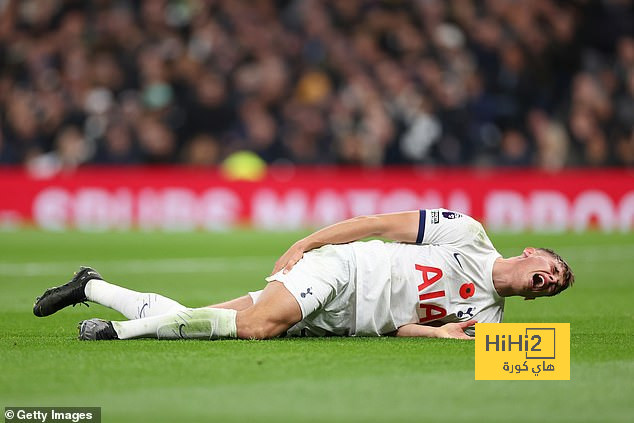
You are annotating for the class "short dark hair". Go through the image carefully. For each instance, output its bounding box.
[537,248,575,296]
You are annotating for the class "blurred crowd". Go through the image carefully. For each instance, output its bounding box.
[0,0,633,170]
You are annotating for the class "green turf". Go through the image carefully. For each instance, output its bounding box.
[1,229,633,422]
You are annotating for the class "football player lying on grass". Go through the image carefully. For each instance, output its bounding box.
[33,209,574,341]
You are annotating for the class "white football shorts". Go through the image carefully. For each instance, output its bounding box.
[249,244,357,336]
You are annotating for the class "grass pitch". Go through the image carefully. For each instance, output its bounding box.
[1,229,632,423]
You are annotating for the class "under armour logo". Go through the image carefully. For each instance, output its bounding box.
[300,288,313,298]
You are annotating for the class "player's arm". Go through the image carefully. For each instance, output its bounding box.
[272,211,420,274]
[395,321,476,340]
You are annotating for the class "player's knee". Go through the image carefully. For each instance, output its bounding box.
[242,322,279,340]
[247,325,276,340]
[236,313,285,339]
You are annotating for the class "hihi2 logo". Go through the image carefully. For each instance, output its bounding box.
[475,323,570,380]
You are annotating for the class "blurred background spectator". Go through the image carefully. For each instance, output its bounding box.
[0,0,632,169]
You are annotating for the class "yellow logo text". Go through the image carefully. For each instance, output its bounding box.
[475,323,570,380]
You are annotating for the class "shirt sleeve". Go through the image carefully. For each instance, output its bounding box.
[415,208,483,246]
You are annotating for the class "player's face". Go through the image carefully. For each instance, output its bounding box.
[515,248,562,299]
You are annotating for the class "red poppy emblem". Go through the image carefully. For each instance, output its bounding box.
[460,283,475,299]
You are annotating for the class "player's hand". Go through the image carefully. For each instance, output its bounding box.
[271,241,306,275]
[435,320,476,340]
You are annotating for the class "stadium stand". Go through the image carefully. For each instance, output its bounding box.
[0,0,632,168]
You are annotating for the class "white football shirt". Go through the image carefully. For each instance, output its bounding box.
[351,209,504,336]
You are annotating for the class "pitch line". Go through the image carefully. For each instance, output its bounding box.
[0,244,631,276]
[0,257,276,276]
[520,244,634,262]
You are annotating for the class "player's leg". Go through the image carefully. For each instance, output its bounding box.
[206,295,253,311]
[85,279,185,319]
[236,282,301,339]
[33,266,185,320]
[79,245,351,340]
[80,282,301,340]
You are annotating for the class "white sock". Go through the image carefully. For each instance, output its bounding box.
[85,279,185,320]
[111,307,238,340]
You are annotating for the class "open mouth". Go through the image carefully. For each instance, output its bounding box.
[532,274,545,288]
